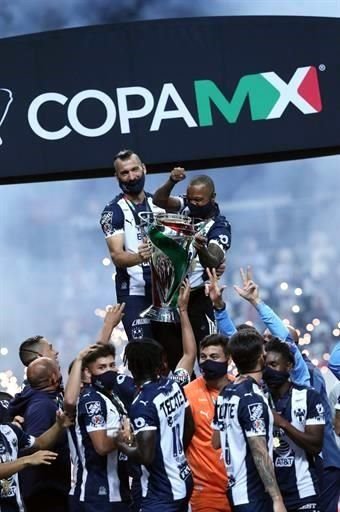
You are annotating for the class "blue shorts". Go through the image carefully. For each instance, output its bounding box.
[119,294,153,341]
[69,496,131,512]
[140,497,189,512]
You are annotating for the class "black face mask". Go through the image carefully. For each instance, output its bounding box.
[188,200,215,219]
[91,370,117,392]
[199,359,227,381]
[262,366,290,389]
[118,173,145,195]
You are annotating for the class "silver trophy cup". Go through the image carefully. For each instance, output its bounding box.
[139,212,196,323]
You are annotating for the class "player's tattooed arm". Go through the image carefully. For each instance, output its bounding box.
[248,436,286,511]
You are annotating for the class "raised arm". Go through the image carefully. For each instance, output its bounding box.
[234,267,310,386]
[176,279,197,376]
[152,167,185,212]
[63,344,99,416]
[96,303,126,344]
[205,268,237,337]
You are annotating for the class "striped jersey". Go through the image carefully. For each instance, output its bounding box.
[69,385,130,503]
[130,377,193,502]
[212,377,273,506]
[177,198,231,288]
[0,424,35,512]
[272,384,325,508]
[100,192,164,299]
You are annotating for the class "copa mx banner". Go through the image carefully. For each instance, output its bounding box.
[0,16,339,183]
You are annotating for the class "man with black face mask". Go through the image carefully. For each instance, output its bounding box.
[71,344,132,512]
[184,334,232,512]
[100,149,165,341]
[152,169,231,358]
[264,338,325,512]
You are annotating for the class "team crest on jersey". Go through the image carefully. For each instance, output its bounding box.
[134,417,146,429]
[90,414,105,427]
[293,407,306,423]
[248,403,264,421]
[85,401,101,416]
[101,212,114,237]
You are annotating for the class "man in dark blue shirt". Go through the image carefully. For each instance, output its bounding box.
[9,357,70,512]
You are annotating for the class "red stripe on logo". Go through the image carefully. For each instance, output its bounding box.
[298,66,322,112]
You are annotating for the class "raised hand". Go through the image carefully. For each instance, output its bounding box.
[76,344,100,360]
[28,450,58,466]
[170,166,186,182]
[233,266,261,305]
[103,303,126,329]
[178,279,191,313]
[205,268,226,309]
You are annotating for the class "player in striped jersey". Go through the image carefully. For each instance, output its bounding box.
[0,409,71,512]
[68,344,132,512]
[118,339,193,512]
[263,338,325,512]
[212,329,286,512]
[100,149,165,341]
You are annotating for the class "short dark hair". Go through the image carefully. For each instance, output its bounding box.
[265,337,295,366]
[200,334,229,357]
[83,344,116,367]
[189,175,215,196]
[229,329,264,374]
[237,323,259,333]
[113,149,142,173]
[124,338,163,382]
[19,336,45,367]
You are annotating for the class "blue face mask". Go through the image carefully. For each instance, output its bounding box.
[262,366,290,389]
[91,370,117,391]
[188,199,215,219]
[119,173,145,195]
[199,359,227,381]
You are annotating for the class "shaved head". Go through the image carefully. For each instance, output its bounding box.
[27,357,59,390]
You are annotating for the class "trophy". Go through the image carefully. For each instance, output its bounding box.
[138,212,197,323]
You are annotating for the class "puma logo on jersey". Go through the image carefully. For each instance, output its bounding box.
[199,410,209,418]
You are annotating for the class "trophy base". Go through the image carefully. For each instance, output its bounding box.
[139,305,180,323]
